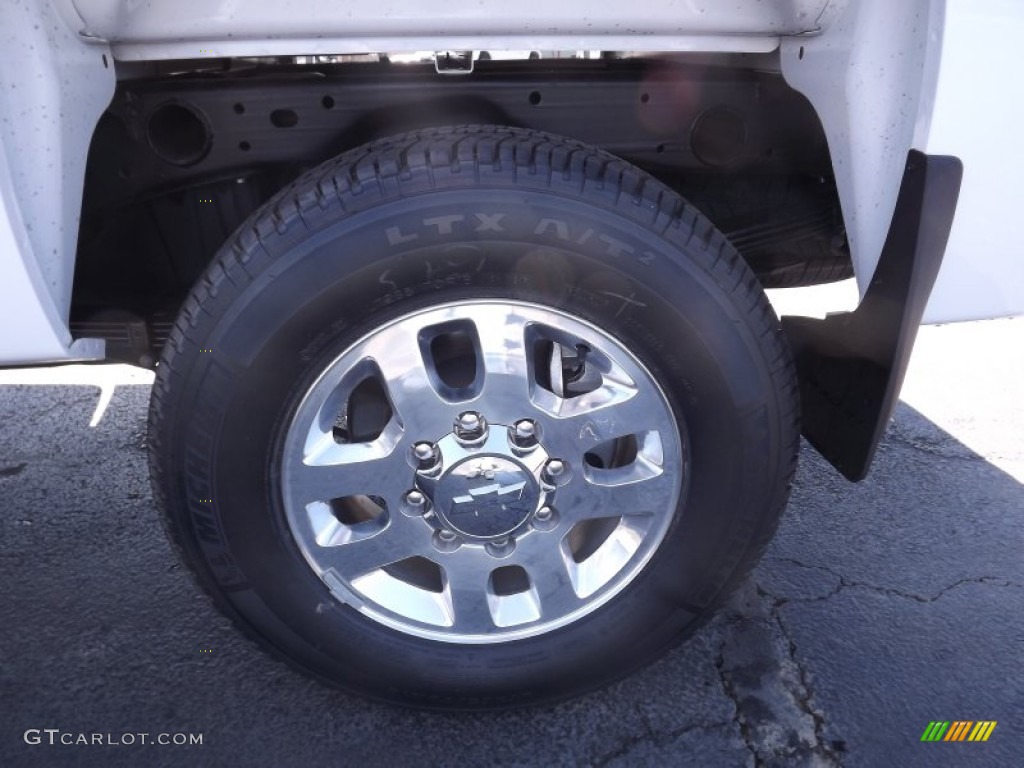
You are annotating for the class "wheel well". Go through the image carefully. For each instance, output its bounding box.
[72,52,849,364]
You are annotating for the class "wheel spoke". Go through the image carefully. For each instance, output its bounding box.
[285,444,409,508]
[509,533,580,620]
[442,551,495,634]
[317,516,429,582]
[281,299,683,643]
[556,465,676,525]
[468,306,532,417]
[362,320,455,438]
[532,383,659,462]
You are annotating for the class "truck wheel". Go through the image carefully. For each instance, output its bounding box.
[148,126,799,710]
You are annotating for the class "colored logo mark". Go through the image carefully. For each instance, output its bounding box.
[920,721,997,742]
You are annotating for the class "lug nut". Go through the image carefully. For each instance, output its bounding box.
[454,411,487,443]
[510,419,538,450]
[532,505,558,531]
[432,528,461,553]
[542,458,567,485]
[413,441,440,471]
[401,489,430,517]
[485,535,516,558]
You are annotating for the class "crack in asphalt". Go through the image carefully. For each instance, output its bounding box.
[770,606,842,767]
[714,641,760,767]
[725,557,1024,766]
[762,556,1023,604]
[715,597,841,768]
[591,718,738,767]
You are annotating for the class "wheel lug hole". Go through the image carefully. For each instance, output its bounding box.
[533,505,559,531]
[432,529,461,553]
[454,411,487,444]
[485,536,516,558]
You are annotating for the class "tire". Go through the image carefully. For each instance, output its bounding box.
[149,125,799,710]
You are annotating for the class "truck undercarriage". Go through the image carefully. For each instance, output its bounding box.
[71,54,849,364]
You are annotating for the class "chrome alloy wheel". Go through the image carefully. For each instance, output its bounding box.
[281,300,685,643]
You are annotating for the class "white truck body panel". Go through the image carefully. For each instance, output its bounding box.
[779,0,944,302]
[74,0,828,58]
[0,146,95,363]
[0,0,111,363]
[919,0,1024,322]
[0,0,1021,365]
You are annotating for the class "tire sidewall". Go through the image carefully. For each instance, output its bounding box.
[158,187,789,708]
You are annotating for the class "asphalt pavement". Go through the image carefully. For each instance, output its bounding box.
[0,294,1021,768]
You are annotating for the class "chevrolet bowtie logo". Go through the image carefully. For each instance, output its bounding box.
[464,457,501,480]
[452,480,527,505]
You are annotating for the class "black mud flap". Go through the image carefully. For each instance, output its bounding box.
[782,150,963,481]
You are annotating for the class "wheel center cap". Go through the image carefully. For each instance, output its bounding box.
[434,456,540,538]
